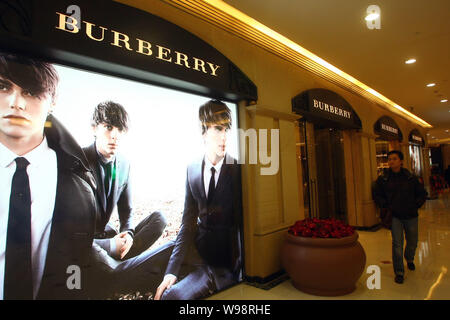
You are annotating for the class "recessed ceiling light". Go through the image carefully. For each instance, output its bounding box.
[405,58,416,64]
[426,83,436,87]
[365,13,380,21]
[441,99,448,103]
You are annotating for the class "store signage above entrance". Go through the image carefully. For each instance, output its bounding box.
[374,116,403,141]
[0,0,257,102]
[292,88,362,129]
[409,129,425,146]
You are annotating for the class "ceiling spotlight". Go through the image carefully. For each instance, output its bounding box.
[426,83,436,87]
[441,99,448,103]
[405,59,416,64]
[365,13,380,21]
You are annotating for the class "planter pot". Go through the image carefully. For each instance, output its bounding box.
[281,232,366,296]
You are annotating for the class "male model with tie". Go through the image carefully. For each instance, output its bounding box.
[0,52,97,299]
[155,99,243,300]
[83,101,168,297]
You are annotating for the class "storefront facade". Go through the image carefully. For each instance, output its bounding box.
[373,116,403,175]
[1,0,431,284]
[409,129,426,177]
[292,89,362,225]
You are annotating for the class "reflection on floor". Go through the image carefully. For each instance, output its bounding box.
[208,192,450,300]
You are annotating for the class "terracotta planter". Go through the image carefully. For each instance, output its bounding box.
[281,231,366,296]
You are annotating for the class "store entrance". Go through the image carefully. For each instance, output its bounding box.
[298,121,348,222]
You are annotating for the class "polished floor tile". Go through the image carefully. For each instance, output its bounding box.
[208,192,450,300]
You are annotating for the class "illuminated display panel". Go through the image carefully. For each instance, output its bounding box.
[0,52,243,300]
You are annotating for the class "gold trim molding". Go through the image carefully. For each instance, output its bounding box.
[161,0,432,128]
[246,105,301,122]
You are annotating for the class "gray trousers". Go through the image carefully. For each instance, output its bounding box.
[391,216,419,276]
[90,211,172,298]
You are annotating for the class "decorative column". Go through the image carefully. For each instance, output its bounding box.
[239,103,301,280]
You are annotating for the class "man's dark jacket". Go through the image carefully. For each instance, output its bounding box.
[165,154,243,291]
[37,115,97,299]
[82,143,134,237]
[372,167,427,219]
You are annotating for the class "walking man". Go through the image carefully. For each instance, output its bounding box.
[373,150,427,284]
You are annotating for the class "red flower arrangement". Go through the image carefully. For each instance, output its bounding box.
[288,218,355,238]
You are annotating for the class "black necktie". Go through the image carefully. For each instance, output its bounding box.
[207,167,216,204]
[4,157,33,300]
[103,162,113,200]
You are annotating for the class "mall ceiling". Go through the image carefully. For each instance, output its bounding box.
[223,0,450,142]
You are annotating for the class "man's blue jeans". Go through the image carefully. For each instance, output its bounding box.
[391,216,419,276]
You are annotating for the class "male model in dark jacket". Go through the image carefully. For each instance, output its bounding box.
[84,101,168,297]
[155,99,243,300]
[373,150,427,284]
[0,52,97,299]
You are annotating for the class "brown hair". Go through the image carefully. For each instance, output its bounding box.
[199,100,232,135]
[0,52,59,103]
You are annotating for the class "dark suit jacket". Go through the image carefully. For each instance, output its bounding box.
[165,154,243,290]
[83,144,134,236]
[36,116,97,299]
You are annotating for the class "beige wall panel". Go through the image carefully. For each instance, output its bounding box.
[253,115,282,232]
[252,231,288,277]
[358,135,379,227]
[237,103,257,276]
[343,131,357,226]
[368,138,378,182]
[361,201,379,227]
[360,136,374,201]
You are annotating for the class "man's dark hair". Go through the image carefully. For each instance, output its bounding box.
[387,150,404,160]
[92,101,129,131]
[0,51,59,102]
[199,99,232,135]
[0,52,59,103]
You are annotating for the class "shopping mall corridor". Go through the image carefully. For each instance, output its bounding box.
[209,192,450,300]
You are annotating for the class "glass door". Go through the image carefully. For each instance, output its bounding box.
[296,121,310,217]
[297,122,348,222]
[313,126,347,221]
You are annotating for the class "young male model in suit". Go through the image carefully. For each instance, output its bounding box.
[84,101,166,260]
[155,99,243,300]
[84,101,169,297]
[0,52,97,299]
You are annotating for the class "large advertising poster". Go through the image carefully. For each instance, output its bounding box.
[0,51,244,300]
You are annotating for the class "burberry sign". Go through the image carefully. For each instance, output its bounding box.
[313,99,352,119]
[55,12,221,77]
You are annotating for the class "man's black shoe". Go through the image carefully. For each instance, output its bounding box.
[395,275,404,284]
[407,262,415,270]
